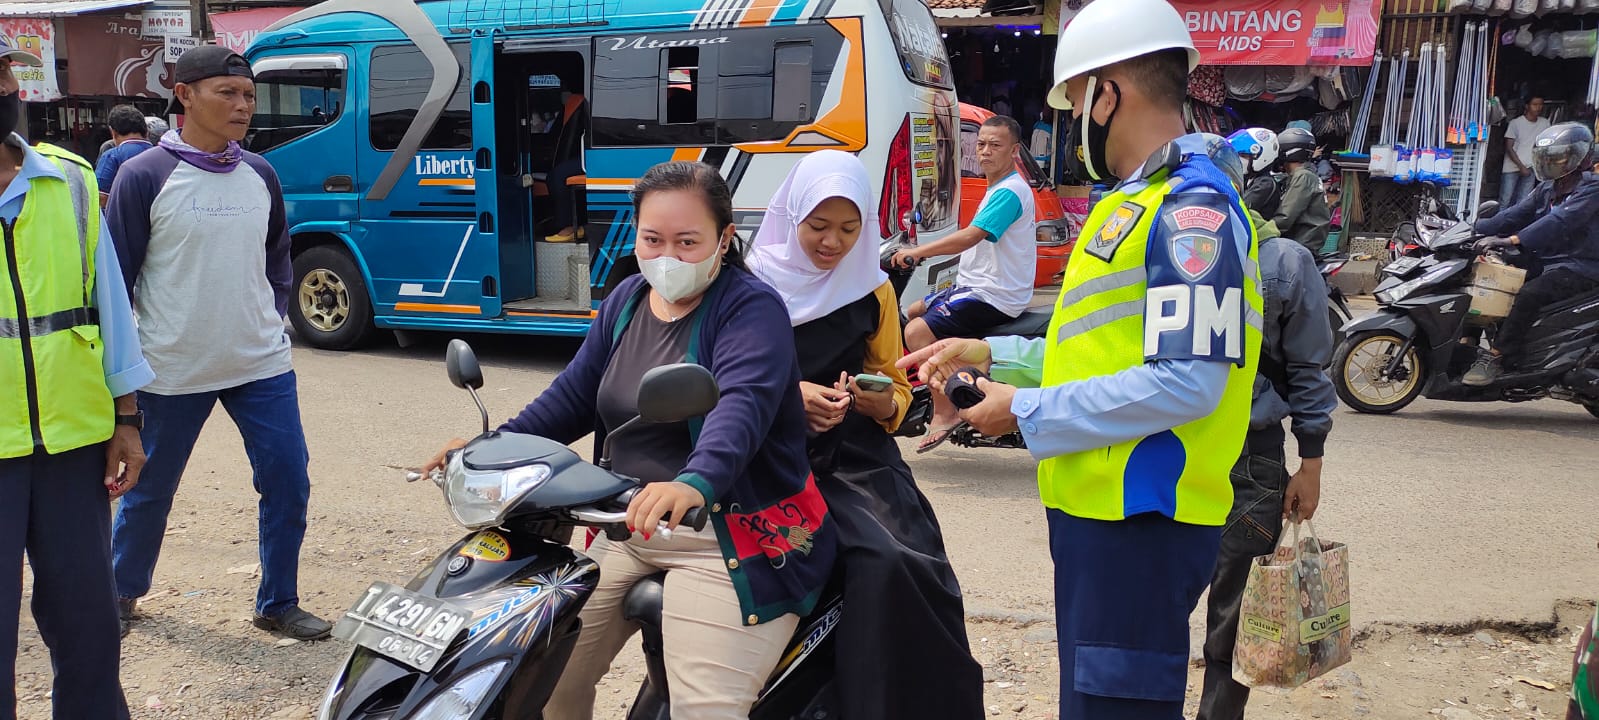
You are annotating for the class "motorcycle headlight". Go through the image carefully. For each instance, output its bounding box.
[1374,264,1454,305]
[444,454,553,530]
[412,660,508,719]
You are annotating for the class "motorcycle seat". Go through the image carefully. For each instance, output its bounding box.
[987,306,1052,338]
[1542,286,1599,315]
[622,572,666,630]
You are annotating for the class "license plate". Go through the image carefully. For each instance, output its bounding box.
[332,581,470,672]
[1385,257,1422,276]
[929,259,959,292]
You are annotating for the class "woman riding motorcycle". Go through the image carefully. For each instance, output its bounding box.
[747,151,984,719]
[423,161,835,719]
[1466,122,1599,386]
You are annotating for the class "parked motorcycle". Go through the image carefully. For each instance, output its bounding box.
[1388,182,1460,262]
[1331,205,1599,419]
[316,340,843,719]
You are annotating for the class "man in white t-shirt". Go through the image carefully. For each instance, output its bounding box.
[893,115,1036,451]
[1502,97,1550,207]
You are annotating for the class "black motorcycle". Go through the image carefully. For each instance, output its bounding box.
[1331,207,1599,419]
[1318,252,1354,351]
[316,340,842,719]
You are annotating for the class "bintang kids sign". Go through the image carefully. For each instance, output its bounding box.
[0,19,59,101]
[1058,0,1381,66]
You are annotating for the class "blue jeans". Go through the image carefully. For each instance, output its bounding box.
[112,371,311,618]
[1,445,130,720]
[1049,509,1221,720]
[1500,171,1534,208]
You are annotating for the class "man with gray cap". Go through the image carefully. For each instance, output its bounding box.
[0,35,149,719]
[106,44,331,641]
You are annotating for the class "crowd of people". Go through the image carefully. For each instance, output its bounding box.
[3,2,1597,720]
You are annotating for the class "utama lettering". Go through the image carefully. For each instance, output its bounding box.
[1185,10,1304,52]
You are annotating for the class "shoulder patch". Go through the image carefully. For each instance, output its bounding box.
[1085,201,1146,262]
[1158,193,1239,282]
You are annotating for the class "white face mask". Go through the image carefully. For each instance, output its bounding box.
[638,238,726,303]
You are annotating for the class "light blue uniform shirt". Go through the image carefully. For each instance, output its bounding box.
[0,135,153,398]
[992,134,1246,463]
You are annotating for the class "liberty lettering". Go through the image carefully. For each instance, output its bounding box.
[414,155,474,177]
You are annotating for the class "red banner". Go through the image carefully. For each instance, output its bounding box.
[209,7,300,54]
[1060,0,1381,67]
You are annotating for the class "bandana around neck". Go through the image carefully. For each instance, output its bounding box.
[159,129,243,173]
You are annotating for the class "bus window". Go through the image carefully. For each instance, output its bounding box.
[714,25,841,145]
[369,44,473,151]
[880,0,952,90]
[593,32,717,146]
[664,48,699,125]
[771,43,812,123]
[248,58,346,154]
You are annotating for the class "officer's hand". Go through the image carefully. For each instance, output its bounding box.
[105,425,145,499]
[958,378,1019,436]
[898,338,992,391]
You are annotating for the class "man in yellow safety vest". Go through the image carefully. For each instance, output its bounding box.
[902,0,1263,716]
[0,37,152,720]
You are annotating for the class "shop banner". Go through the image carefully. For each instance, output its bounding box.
[141,8,189,39]
[1059,0,1381,66]
[166,34,199,63]
[0,19,59,101]
[210,7,301,54]
[65,14,173,98]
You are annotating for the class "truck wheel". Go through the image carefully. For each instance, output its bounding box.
[290,245,378,350]
[1333,330,1426,414]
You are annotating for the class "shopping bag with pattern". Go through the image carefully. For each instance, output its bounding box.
[1232,517,1352,691]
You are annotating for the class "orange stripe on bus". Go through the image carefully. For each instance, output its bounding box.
[670,148,704,162]
[739,0,781,26]
[419,178,475,187]
[394,302,481,314]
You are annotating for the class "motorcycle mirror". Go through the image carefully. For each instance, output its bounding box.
[637,363,720,424]
[1477,200,1501,219]
[446,339,484,390]
[445,339,491,435]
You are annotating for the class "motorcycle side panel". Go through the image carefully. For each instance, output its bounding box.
[1341,311,1418,338]
[1517,292,1599,373]
[321,531,599,719]
[1392,293,1471,353]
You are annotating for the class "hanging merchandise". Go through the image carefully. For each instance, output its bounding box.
[1513,0,1538,17]
[1432,42,1454,185]
[1449,23,1476,145]
[1396,44,1430,184]
[1494,0,1513,12]
[1344,52,1381,158]
[1558,30,1597,59]
[1371,48,1407,177]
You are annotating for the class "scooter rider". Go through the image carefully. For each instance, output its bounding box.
[900,1,1264,715]
[1466,122,1599,386]
[1273,127,1333,254]
[1228,127,1284,217]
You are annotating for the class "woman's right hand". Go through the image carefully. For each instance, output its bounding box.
[799,381,850,433]
[897,338,993,394]
[422,437,469,476]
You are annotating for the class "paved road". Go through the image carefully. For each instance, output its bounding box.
[289,326,1596,630]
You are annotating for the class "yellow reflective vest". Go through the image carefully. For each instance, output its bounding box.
[0,143,110,459]
[1037,155,1263,527]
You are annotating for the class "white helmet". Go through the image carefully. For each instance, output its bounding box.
[1047,0,1200,110]
[1227,127,1279,174]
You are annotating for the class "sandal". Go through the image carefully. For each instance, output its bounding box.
[916,423,965,454]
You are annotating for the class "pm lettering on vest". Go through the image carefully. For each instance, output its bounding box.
[1145,284,1244,361]
[1142,192,1250,365]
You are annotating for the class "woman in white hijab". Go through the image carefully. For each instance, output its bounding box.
[749,150,983,720]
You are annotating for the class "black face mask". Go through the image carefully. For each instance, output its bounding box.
[0,93,20,138]
[1063,78,1120,183]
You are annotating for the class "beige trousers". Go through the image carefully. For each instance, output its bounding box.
[545,528,799,720]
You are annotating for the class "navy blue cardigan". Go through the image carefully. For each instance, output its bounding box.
[501,269,835,624]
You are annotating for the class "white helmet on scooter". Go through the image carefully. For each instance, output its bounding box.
[1046,0,1199,111]
[1227,128,1280,175]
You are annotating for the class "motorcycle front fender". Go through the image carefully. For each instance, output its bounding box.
[1341,310,1418,338]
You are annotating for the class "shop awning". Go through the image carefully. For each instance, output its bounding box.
[0,0,150,17]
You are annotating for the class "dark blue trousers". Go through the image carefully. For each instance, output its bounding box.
[0,444,131,720]
[1049,509,1221,720]
[112,371,311,617]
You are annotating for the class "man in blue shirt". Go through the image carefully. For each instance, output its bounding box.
[0,41,153,720]
[94,105,152,207]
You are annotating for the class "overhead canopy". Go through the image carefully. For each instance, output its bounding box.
[0,0,150,17]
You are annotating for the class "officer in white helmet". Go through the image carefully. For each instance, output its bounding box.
[901,1,1264,717]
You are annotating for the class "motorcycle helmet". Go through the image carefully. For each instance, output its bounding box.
[1047,0,1198,110]
[1277,127,1317,164]
[1530,122,1595,182]
[1227,127,1280,175]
